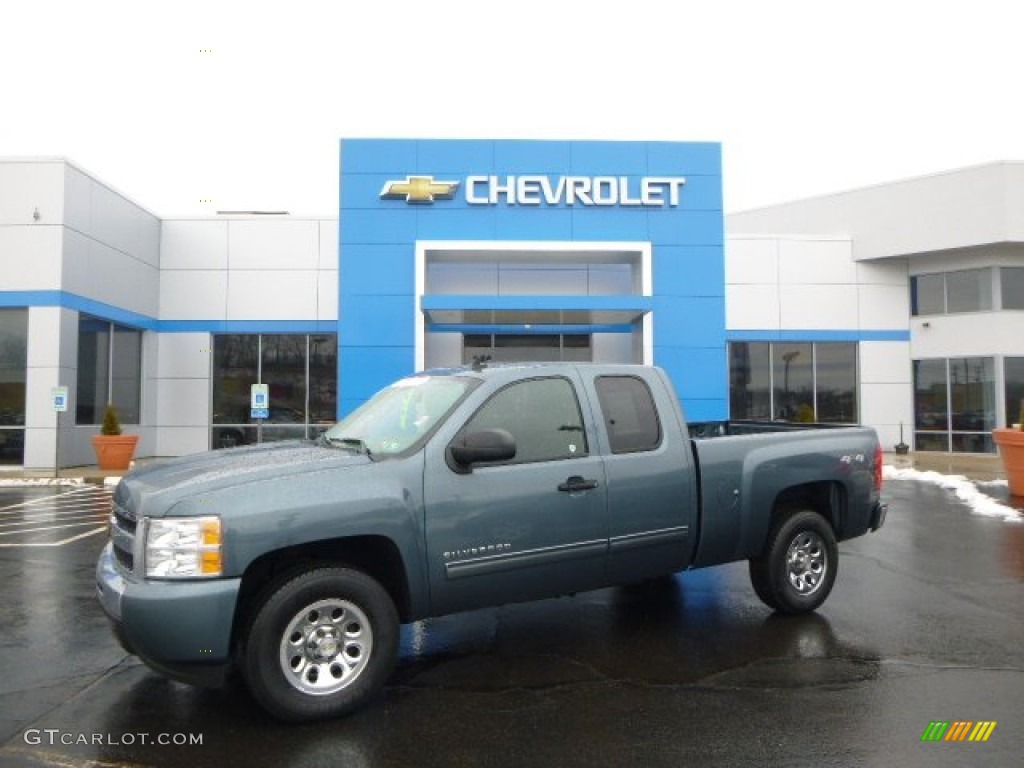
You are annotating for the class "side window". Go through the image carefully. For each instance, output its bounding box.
[463,377,588,464]
[595,376,662,454]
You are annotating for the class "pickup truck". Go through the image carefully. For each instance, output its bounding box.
[96,363,885,722]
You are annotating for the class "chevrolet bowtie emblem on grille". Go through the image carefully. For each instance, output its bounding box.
[379,176,460,204]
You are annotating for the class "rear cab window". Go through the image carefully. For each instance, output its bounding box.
[594,375,662,454]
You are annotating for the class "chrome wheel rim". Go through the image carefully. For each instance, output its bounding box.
[279,599,373,696]
[785,531,827,595]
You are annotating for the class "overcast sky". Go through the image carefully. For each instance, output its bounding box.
[2,0,1022,217]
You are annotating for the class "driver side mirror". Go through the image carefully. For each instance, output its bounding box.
[447,428,516,473]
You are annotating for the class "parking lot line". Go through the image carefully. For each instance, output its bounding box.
[0,527,107,547]
[0,486,112,547]
[0,485,100,513]
[0,508,108,526]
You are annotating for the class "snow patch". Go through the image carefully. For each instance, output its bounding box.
[883,465,1022,523]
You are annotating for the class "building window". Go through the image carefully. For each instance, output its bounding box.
[728,342,858,423]
[911,268,994,315]
[815,343,860,423]
[729,342,771,419]
[773,343,814,421]
[1005,357,1024,426]
[1001,267,1024,310]
[462,334,591,364]
[911,273,945,316]
[0,309,28,465]
[211,334,337,448]
[913,357,995,453]
[76,315,142,425]
[913,359,948,452]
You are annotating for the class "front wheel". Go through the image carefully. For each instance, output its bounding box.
[242,567,399,722]
[749,510,838,615]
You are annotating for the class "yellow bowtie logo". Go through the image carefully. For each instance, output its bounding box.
[380,176,460,204]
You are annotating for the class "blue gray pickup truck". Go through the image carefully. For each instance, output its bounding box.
[97,363,885,721]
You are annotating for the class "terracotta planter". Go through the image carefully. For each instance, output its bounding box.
[91,434,139,471]
[992,428,1024,496]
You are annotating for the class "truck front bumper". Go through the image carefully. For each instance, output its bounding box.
[96,541,242,687]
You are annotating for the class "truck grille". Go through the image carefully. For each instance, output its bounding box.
[112,503,137,534]
[110,501,137,574]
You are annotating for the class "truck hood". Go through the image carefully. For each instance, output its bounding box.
[113,440,371,518]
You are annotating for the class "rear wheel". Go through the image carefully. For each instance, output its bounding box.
[749,510,837,615]
[242,567,398,722]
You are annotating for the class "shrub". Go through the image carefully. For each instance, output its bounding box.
[101,404,122,436]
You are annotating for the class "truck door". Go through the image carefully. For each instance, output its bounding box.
[423,375,608,615]
[587,373,697,583]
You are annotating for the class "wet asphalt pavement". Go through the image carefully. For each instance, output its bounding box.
[0,479,1021,767]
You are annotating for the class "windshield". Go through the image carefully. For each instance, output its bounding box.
[322,375,476,457]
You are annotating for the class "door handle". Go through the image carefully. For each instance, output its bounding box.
[557,476,599,493]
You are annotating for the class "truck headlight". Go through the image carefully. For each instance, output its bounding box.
[145,516,223,578]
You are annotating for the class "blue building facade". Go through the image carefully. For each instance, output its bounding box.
[338,139,727,421]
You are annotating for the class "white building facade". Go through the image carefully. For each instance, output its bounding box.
[729,162,1024,455]
[0,153,1020,469]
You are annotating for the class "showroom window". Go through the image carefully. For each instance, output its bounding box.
[729,342,858,423]
[913,357,995,453]
[911,268,994,315]
[211,334,337,448]
[76,315,142,425]
[0,309,28,465]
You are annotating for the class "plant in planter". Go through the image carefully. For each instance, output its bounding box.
[992,398,1024,496]
[90,404,140,471]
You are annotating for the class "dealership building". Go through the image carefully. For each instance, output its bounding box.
[0,139,1021,469]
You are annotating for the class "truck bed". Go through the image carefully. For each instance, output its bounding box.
[689,420,849,439]
[687,423,881,567]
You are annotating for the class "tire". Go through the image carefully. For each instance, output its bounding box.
[242,567,399,722]
[748,510,838,615]
[748,559,775,607]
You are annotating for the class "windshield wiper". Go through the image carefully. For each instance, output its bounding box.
[322,435,373,458]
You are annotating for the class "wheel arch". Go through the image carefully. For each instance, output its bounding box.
[769,480,845,538]
[231,535,412,653]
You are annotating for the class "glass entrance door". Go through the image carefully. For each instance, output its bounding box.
[462,334,591,364]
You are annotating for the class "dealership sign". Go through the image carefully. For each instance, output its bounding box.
[380,175,685,207]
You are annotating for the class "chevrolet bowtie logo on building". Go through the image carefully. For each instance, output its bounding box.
[379,176,460,204]
[380,174,686,207]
